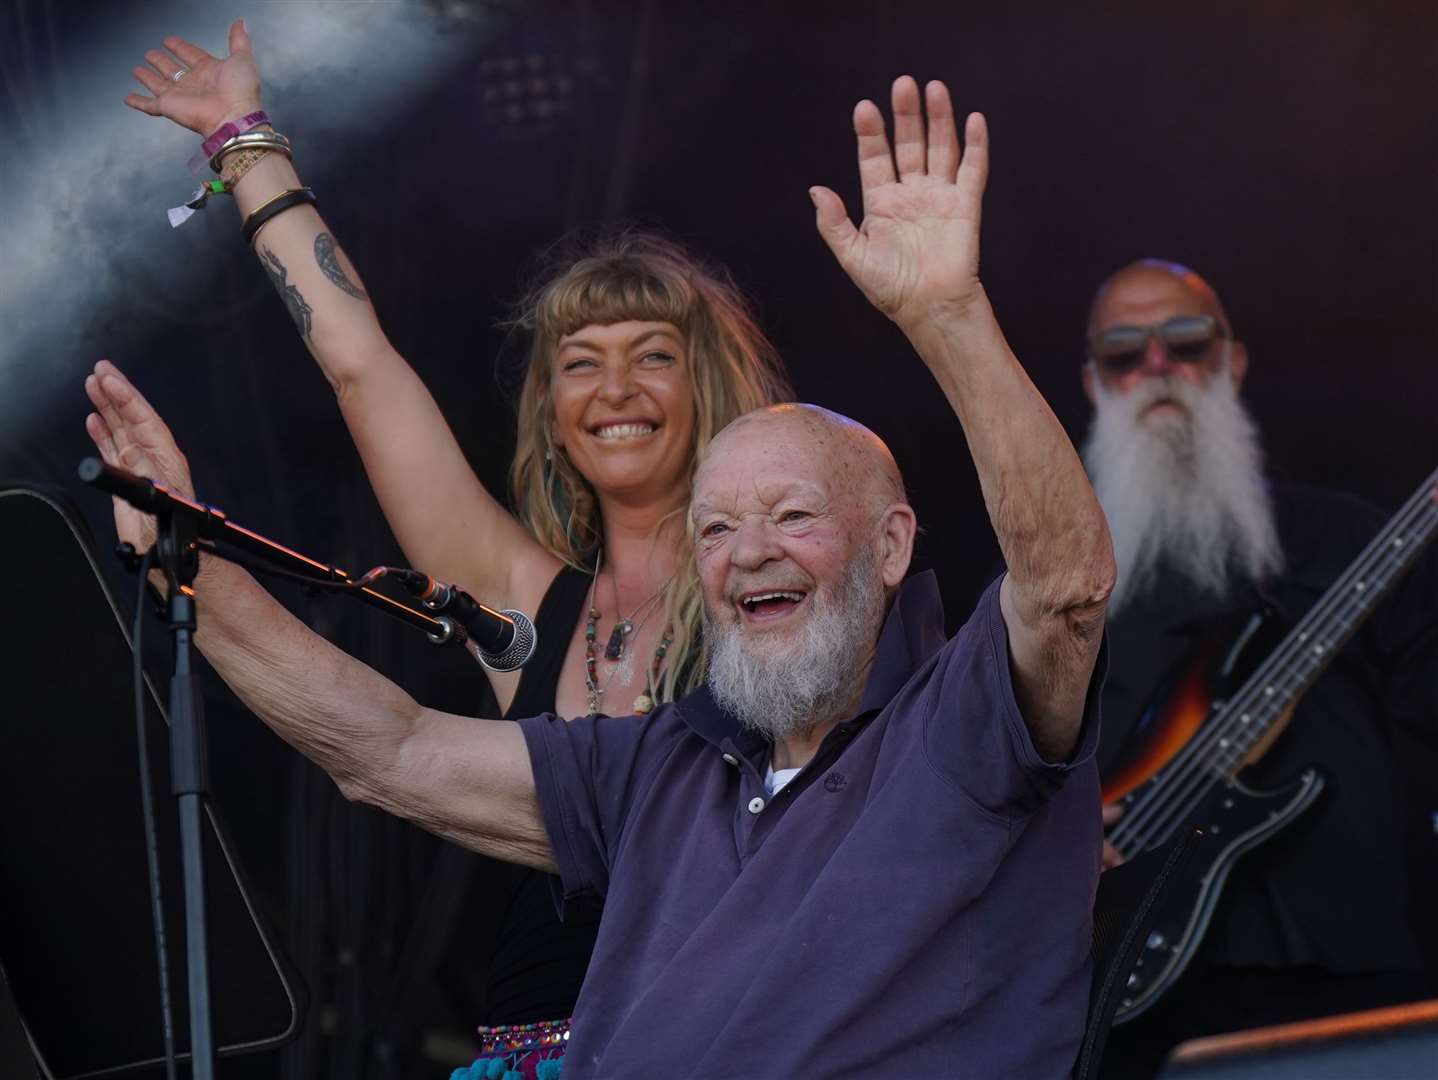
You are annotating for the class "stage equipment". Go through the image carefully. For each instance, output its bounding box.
[0,483,301,1077]
[77,456,520,659]
[390,569,537,671]
[1159,998,1438,1078]
[73,457,533,1076]
[1077,828,1205,1079]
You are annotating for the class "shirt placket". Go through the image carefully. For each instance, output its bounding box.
[723,720,865,862]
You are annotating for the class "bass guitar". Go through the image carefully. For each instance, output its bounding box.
[1103,467,1438,1024]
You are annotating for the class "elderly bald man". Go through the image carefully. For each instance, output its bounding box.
[84,77,1114,1076]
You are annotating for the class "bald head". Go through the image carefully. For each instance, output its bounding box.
[692,402,917,616]
[1088,259,1232,338]
[703,403,907,514]
[1083,259,1248,403]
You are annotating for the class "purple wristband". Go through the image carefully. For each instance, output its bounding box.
[188,110,270,175]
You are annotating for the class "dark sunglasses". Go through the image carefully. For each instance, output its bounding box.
[1088,314,1227,376]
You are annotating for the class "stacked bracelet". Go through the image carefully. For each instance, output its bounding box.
[187,109,270,175]
[210,130,292,174]
[241,187,316,245]
[218,142,284,188]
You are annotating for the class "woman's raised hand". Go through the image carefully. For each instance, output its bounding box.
[124,18,263,136]
[811,76,989,332]
[84,360,197,556]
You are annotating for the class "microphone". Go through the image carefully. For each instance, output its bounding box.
[391,570,537,672]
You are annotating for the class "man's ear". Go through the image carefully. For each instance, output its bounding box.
[1081,363,1097,406]
[1228,341,1249,389]
[877,503,918,588]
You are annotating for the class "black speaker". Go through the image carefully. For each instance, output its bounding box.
[0,483,303,1077]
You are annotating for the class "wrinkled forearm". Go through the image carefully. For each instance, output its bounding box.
[189,554,420,798]
[185,555,556,869]
[903,289,1112,757]
[899,289,1115,613]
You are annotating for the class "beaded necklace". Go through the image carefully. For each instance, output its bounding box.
[584,559,673,716]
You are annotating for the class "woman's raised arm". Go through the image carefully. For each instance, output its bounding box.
[126,19,556,605]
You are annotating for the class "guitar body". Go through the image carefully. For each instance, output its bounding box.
[1103,607,1329,1025]
[1098,465,1438,1025]
[1115,768,1326,1023]
[1102,607,1276,807]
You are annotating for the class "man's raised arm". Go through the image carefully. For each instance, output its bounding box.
[83,361,555,871]
[811,77,1115,760]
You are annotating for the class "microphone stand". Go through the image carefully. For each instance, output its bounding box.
[79,458,470,1077]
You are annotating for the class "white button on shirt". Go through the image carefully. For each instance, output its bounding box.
[747,796,766,814]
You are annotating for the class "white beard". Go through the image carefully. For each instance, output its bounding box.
[1081,365,1283,616]
[705,552,885,741]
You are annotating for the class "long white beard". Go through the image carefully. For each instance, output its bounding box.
[705,553,885,741]
[1081,366,1283,616]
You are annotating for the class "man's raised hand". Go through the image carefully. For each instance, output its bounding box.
[84,360,195,556]
[811,77,989,331]
[124,18,262,136]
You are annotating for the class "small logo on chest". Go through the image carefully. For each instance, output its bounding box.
[823,772,848,793]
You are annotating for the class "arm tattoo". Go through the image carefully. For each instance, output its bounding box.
[260,246,314,340]
[313,232,369,301]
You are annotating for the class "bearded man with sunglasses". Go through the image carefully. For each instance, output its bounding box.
[1079,259,1437,1076]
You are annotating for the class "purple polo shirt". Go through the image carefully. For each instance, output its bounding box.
[519,572,1104,1078]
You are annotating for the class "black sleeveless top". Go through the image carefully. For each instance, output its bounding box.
[439,565,602,1024]
[485,565,601,1021]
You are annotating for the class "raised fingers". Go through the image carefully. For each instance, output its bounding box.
[857,78,972,196]
[163,35,215,67]
[854,99,895,209]
[94,360,169,440]
[956,111,990,204]
[85,373,143,472]
[890,76,925,178]
[924,81,960,180]
[84,411,121,465]
[86,369,128,437]
[131,64,169,98]
[123,90,160,116]
[143,47,187,82]
[810,185,861,263]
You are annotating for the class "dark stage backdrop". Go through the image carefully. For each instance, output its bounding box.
[2,1,1434,1076]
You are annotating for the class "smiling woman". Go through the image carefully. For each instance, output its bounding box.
[117,16,790,1055]
[510,234,789,713]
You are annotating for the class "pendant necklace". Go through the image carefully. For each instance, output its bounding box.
[584,554,672,716]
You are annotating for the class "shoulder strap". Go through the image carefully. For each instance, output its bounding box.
[508,564,594,719]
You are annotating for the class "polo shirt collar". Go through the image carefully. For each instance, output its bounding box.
[676,570,949,752]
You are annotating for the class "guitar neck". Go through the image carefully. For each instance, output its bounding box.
[1207,468,1438,769]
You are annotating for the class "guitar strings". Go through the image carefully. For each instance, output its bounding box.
[1110,470,1438,856]
[1113,482,1436,854]
[1114,478,1438,852]
[1113,477,1438,853]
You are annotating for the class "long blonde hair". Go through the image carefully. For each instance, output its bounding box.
[507,230,791,702]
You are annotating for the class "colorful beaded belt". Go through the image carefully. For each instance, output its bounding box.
[451,1017,570,1080]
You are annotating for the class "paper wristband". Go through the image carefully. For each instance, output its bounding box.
[187,110,270,175]
[167,180,229,229]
